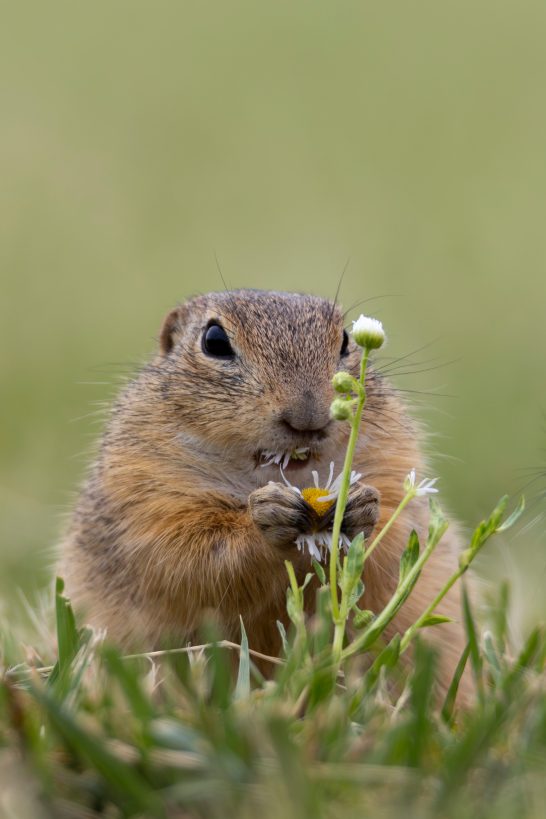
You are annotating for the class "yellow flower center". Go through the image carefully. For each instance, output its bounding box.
[302,487,335,516]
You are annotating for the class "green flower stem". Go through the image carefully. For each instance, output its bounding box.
[333,619,346,660]
[329,349,369,623]
[399,565,465,653]
[341,513,448,661]
[363,491,414,563]
[397,499,523,653]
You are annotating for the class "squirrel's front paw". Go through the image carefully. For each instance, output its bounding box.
[342,483,380,541]
[249,483,317,549]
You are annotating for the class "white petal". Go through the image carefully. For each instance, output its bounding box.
[340,533,352,551]
[279,467,291,487]
[278,468,302,493]
[352,315,383,335]
[415,477,439,496]
[260,451,276,467]
[309,538,322,562]
[312,470,320,488]
[351,315,386,349]
[330,474,342,494]
[404,469,419,491]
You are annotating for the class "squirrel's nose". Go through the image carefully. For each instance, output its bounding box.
[280,392,331,434]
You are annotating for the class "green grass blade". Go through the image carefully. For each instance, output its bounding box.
[234,617,250,700]
[31,686,163,817]
[441,642,471,725]
[462,583,484,701]
[103,646,155,724]
[47,578,81,694]
[399,530,420,584]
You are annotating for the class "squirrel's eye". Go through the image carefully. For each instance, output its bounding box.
[340,330,349,357]
[202,323,235,358]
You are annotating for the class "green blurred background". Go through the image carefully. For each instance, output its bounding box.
[1,1,545,630]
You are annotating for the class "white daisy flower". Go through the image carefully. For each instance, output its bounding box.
[305,461,362,505]
[351,315,386,350]
[272,461,361,561]
[404,468,439,497]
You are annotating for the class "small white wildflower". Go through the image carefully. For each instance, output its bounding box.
[404,468,439,497]
[351,315,386,350]
[307,461,362,504]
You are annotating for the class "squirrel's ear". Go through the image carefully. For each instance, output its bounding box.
[159,305,187,354]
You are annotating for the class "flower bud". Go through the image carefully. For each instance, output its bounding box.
[332,371,355,394]
[353,609,374,629]
[351,315,386,350]
[330,398,352,421]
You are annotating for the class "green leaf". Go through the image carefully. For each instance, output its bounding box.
[307,661,337,709]
[469,496,509,554]
[483,631,502,686]
[234,617,250,700]
[487,494,509,531]
[347,579,365,610]
[460,498,515,570]
[345,533,365,584]
[358,634,402,696]
[502,627,544,695]
[32,686,162,816]
[302,572,314,591]
[103,647,155,724]
[286,589,300,626]
[340,535,366,625]
[399,530,420,584]
[462,584,483,699]
[497,495,525,532]
[55,577,79,667]
[407,640,437,766]
[276,620,289,655]
[285,561,304,626]
[492,581,510,653]
[311,559,326,585]
[428,498,449,546]
[48,577,81,694]
[199,620,231,709]
[515,625,543,671]
[418,614,453,628]
[368,634,401,679]
[441,642,471,725]
[312,586,332,656]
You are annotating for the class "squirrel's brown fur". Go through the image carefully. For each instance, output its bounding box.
[60,290,467,691]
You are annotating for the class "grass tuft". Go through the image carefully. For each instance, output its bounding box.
[1,494,545,818]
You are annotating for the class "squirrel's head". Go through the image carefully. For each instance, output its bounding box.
[154,290,368,476]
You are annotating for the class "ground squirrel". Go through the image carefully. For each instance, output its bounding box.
[60,289,467,687]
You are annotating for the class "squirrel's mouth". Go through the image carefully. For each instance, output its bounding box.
[257,447,312,471]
